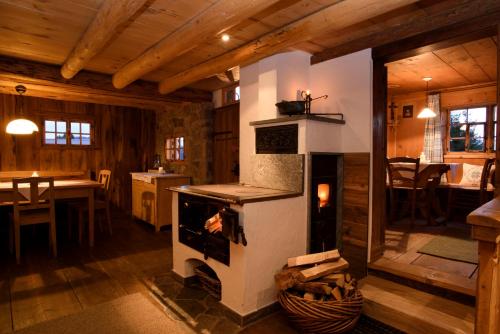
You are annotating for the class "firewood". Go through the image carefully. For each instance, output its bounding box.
[336,275,345,288]
[345,273,351,283]
[275,266,303,290]
[303,293,315,301]
[287,249,340,268]
[318,273,345,284]
[293,282,332,295]
[332,287,342,301]
[299,258,349,282]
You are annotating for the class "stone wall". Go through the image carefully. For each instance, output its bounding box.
[155,102,214,185]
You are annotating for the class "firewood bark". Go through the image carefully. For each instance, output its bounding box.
[293,282,333,295]
[275,266,303,290]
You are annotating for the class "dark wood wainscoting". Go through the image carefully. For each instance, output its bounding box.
[342,152,370,279]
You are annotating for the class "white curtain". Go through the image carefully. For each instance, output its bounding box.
[423,93,443,163]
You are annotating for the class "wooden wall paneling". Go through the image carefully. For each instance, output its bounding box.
[0,93,157,212]
[213,104,239,184]
[342,152,370,279]
[0,94,17,170]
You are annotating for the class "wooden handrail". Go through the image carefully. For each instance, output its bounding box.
[467,198,500,334]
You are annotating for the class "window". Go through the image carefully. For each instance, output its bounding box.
[70,122,91,145]
[44,120,92,146]
[165,137,185,161]
[448,105,497,153]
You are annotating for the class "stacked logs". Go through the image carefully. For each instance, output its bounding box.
[275,249,357,302]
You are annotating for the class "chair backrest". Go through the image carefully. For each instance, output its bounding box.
[12,177,55,210]
[98,170,112,191]
[480,158,495,204]
[386,157,420,189]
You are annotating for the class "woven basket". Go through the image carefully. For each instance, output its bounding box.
[194,264,221,300]
[278,289,363,333]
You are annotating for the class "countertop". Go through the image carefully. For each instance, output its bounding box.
[170,183,302,204]
[131,172,188,183]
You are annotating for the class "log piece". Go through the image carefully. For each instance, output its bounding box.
[293,282,332,295]
[287,249,340,268]
[275,266,303,290]
[332,287,342,301]
[299,258,349,282]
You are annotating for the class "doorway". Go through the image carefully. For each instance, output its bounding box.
[212,103,240,184]
[371,26,499,296]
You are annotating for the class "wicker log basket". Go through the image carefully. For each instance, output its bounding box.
[278,289,363,333]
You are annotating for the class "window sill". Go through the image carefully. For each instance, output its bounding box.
[444,152,495,159]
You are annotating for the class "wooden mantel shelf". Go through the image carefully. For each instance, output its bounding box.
[467,196,500,334]
[249,114,345,126]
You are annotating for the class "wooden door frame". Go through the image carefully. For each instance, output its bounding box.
[370,21,500,262]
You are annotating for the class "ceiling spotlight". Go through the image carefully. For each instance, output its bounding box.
[221,34,230,42]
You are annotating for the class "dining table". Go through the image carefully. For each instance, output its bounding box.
[0,179,102,247]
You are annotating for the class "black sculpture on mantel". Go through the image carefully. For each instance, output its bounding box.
[275,91,344,121]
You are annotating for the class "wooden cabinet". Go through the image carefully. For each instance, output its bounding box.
[131,174,190,231]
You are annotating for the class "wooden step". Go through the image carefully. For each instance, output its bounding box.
[369,257,476,297]
[359,275,475,334]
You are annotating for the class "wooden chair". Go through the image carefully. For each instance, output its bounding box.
[446,158,495,220]
[9,177,56,264]
[386,157,420,227]
[69,170,112,244]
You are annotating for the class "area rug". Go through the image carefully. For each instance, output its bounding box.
[15,293,190,334]
[418,235,478,264]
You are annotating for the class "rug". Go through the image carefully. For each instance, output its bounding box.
[15,293,190,334]
[418,235,478,264]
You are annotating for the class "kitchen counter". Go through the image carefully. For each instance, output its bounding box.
[170,183,302,204]
[130,172,187,183]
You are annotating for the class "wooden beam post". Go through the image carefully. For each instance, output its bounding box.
[0,56,211,110]
[61,0,150,79]
[370,58,387,262]
[157,0,419,94]
[496,23,500,194]
[112,0,277,89]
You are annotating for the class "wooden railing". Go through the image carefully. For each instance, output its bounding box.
[467,198,500,334]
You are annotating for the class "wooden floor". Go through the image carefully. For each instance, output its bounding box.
[373,218,477,296]
[0,208,300,334]
[0,208,171,333]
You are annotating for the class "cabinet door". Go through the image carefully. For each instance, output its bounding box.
[132,179,156,226]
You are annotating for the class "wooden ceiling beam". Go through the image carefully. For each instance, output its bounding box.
[157,0,419,95]
[112,0,278,89]
[60,0,151,79]
[311,0,500,64]
[0,56,211,110]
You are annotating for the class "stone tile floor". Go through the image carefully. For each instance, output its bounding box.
[146,273,405,334]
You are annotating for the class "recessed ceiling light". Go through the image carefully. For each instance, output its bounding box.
[422,77,432,82]
[221,34,230,42]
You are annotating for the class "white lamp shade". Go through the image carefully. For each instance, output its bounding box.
[6,118,39,134]
[417,107,437,119]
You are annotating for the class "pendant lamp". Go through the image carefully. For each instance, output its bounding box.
[417,77,437,119]
[6,85,39,135]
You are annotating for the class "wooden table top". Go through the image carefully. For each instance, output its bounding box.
[0,179,102,191]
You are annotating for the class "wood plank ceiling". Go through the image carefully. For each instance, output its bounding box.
[0,0,499,95]
[387,37,498,95]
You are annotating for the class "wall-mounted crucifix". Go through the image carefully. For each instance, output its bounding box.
[388,100,398,121]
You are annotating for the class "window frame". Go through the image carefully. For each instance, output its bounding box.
[165,136,185,162]
[43,119,94,148]
[447,104,497,154]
